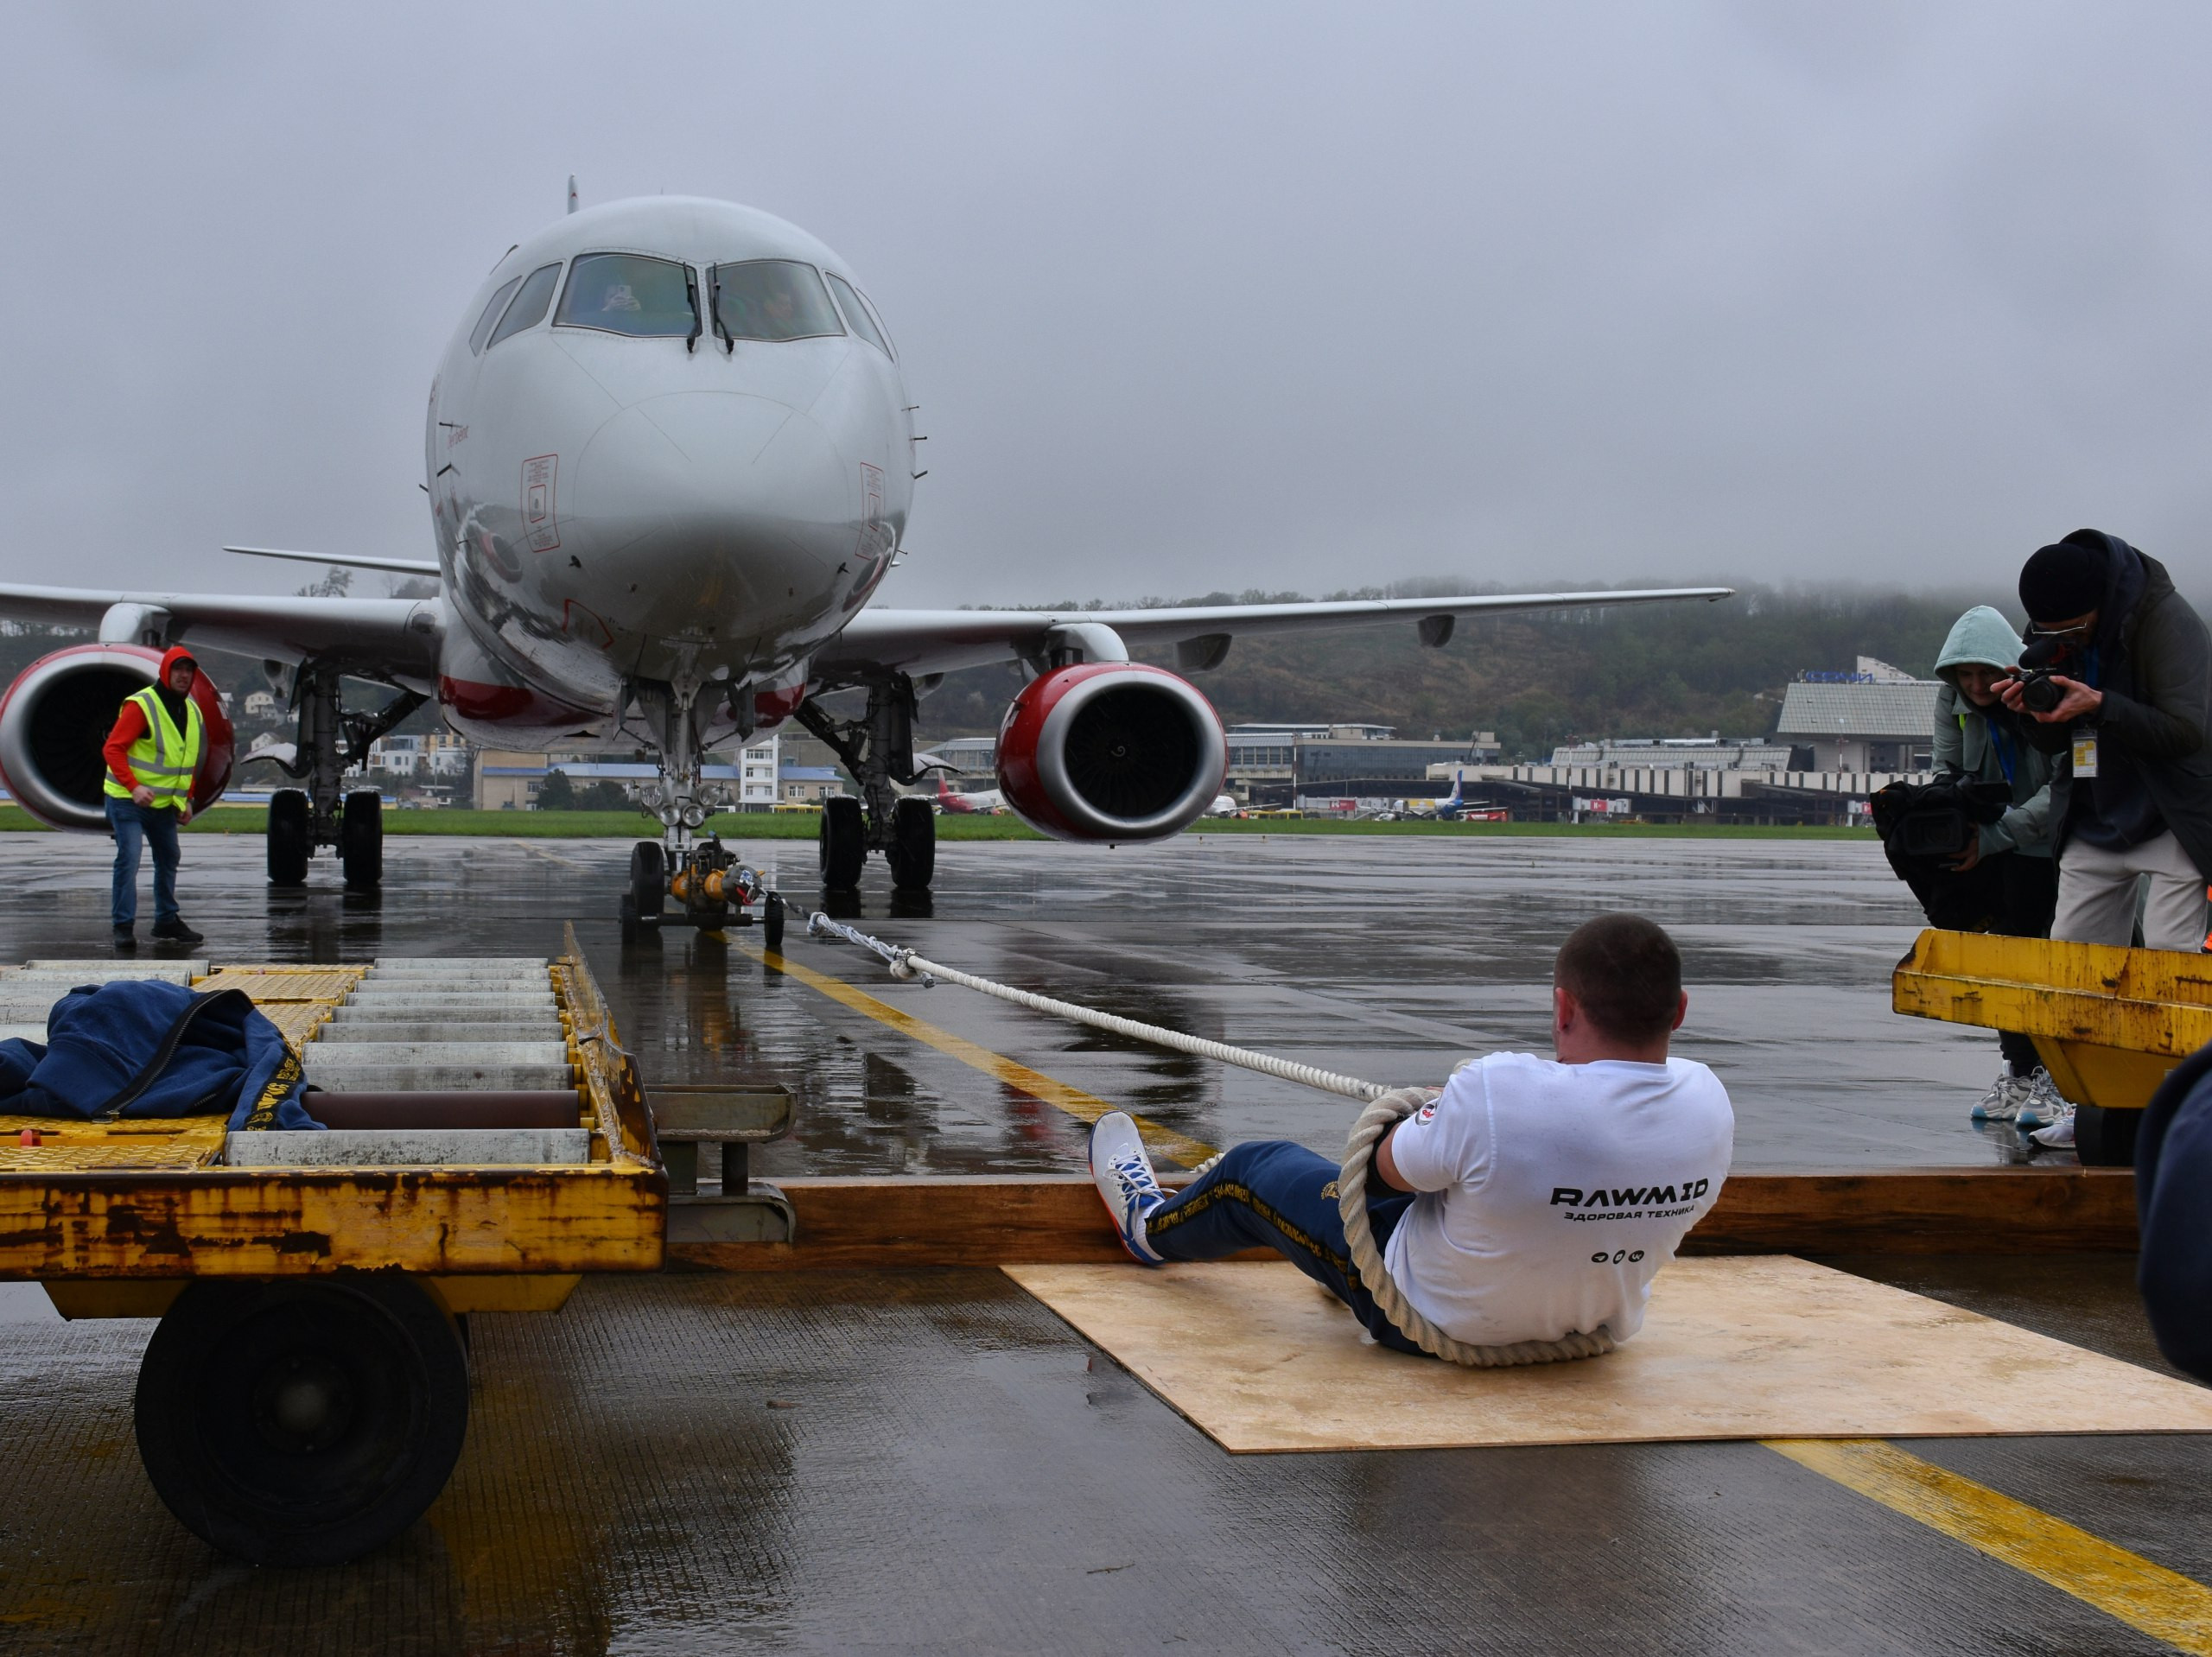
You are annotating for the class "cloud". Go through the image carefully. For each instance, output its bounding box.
[3,2,2209,608]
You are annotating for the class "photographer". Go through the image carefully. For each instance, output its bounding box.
[1998,531,2212,1145]
[1877,606,2057,1125]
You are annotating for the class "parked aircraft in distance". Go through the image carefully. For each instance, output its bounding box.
[0,194,1732,933]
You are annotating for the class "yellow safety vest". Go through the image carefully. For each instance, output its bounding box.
[104,686,204,809]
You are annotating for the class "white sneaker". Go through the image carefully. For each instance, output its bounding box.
[2012,1070,2069,1131]
[2030,1105,2076,1149]
[1972,1070,2029,1122]
[1089,1112,1166,1265]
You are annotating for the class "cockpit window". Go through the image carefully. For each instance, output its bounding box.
[469,272,525,354]
[556,252,697,338]
[824,273,893,358]
[710,260,844,342]
[486,263,561,349]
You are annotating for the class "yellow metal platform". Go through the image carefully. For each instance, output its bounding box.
[1892,928,2212,1164]
[0,926,664,1286]
[1893,929,2212,1109]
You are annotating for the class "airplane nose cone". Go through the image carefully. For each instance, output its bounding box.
[570,392,849,648]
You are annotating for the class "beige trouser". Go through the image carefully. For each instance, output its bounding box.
[2052,831,2209,952]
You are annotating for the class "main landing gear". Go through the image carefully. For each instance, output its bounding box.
[796,676,935,895]
[259,663,424,892]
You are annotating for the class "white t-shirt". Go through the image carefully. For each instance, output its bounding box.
[1381,1051,1734,1347]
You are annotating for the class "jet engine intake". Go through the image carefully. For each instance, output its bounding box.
[995,663,1226,841]
[0,644,235,830]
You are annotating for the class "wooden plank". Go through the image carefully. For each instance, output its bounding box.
[1007,1257,2212,1451]
[664,1167,2141,1272]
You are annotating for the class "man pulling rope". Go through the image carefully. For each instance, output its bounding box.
[1088,915,1735,1362]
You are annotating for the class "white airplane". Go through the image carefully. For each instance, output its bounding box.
[0,194,1731,933]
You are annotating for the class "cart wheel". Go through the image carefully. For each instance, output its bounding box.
[134,1275,469,1567]
[764,892,785,952]
[2072,1102,2139,1168]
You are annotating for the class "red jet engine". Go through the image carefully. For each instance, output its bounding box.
[995,663,1227,841]
[0,644,235,830]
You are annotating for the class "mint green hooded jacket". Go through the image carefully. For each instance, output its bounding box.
[1933,605,2054,858]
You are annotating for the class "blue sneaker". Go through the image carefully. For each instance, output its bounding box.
[1089,1112,1166,1265]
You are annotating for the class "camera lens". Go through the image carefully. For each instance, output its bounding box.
[2022,674,2063,714]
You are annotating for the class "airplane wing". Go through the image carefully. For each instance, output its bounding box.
[0,582,442,682]
[814,586,1735,681]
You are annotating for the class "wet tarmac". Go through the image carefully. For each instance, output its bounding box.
[10,829,2205,1655]
[0,829,2067,1173]
[1,1256,2205,1655]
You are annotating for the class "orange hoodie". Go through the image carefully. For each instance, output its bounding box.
[103,648,200,794]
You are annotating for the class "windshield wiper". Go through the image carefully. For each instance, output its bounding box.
[709,270,734,354]
[684,270,702,354]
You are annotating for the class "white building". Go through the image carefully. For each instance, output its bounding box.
[369,732,473,778]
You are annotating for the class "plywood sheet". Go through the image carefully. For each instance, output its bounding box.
[1006,1256,2212,1452]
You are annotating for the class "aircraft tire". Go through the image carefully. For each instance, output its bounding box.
[819,797,865,891]
[886,796,936,892]
[340,790,382,889]
[268,790,310,887]
[629,841,665,920]
[133,1275,468,1567]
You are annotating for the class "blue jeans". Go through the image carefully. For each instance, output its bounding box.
[106,797,181,927]
[1145,1140,1428,1356]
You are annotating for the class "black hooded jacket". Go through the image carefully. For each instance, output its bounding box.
[2018,530,2212,882]
[2136,1042,2212,1385]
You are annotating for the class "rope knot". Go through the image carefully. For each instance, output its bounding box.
[1338,1084,1616,1368]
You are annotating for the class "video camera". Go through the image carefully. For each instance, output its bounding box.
[2012,633,2079,716]
[1870,778,2015,860]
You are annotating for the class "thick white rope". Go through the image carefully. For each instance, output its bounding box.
[1337,1087,1614,1368]
[804,912,1612,1368]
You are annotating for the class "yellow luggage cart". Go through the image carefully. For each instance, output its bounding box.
[1892,928,2212,1165]
[0,925,668,1565]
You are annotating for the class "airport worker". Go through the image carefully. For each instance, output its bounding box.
[1088,914,1734,1357]
[1998,531,2212,1147]
[1910,606,2063,1127]
[101,647,207,950]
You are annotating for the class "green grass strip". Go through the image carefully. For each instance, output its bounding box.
[0,803,1869,841]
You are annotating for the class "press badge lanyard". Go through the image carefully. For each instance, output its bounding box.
[2073,648,2101,778]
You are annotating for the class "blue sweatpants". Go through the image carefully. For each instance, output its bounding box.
[106,798,181,928]
[1145,1140,1428,1356]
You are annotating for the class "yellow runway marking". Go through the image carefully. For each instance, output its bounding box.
[742,944,1217,1167]
[1768,1438,2212,1653]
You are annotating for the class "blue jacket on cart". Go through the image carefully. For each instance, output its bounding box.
[0,980,321,1129]
[2138,1042,2212,1384]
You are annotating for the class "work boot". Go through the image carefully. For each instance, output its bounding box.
[150,917,205,945]
[1089,1111,1167,1265]
[111,924,137,952]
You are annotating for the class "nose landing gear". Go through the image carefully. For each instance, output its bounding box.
[619,833,785,949]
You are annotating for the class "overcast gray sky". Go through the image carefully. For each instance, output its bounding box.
[3,3,2209,608]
